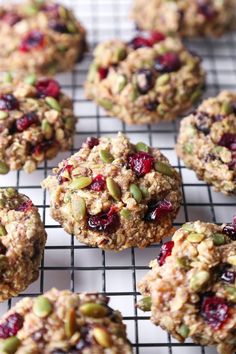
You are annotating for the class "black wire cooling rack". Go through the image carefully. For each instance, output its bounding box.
[0,0,236,353]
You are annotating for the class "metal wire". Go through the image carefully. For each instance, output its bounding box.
[0,0,236,353]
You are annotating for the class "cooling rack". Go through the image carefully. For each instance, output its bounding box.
[0,0,236,353]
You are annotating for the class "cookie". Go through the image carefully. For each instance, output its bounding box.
[42,133,182,251]
[0,288,133,354]
[131,0,236,37]
[138,219,236,354]
[85,32,205,125]
[0,74,75,174]
[0,188,46,302]
[0,0,86,75]
[176,91,236,195]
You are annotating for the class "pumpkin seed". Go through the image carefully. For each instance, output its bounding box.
[65,117,75,131]
[190,89,202,103]
[0,225,7,237]
[99,149,114,163]
[71,196,86,220]
[106,177,121,201]
[67,21,77,33]
[138,296,152,312]
[69,176,92,190]
[182,223,194,232]
[0,161,9,175]
[79,303,108,318]
[187,233,204,243]
[5,188,16,197]
[0,111,8,120]
[156,73,170,86]
[135,142,149,153]
[41,120,53,140]
[45,97,61,112]
[116,75,127,93]
[177,324,190,338]
[115,47,126,61]
[212,233,225,246]
[88,63,98,82]
[120,208,131,219]
[99,99,113,110]
[190,271,210,291]
[227,256,236,266]
[24,5,38,15]
[225,286,236,302]
[65,308,76,338]
[184,143,193,154]
[155,161,173,177]
[24,73,36,85]
[3,72,13,83]
[221,101,233,115]
[140,186,149,198]
[176,257,191,269]
[130,184,142,203]
[0,336,20,354]
[93,327,112,348]
[33,296,52,318]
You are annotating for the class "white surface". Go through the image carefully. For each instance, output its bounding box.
[0,1,236,353]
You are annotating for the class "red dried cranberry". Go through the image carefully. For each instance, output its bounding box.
[144,199,173,222]
[58,164,73,184]
[49,20,70,33]
[149,31,166,45]
[32,140,55,157]
[36,79,60,98]
[87,206,120,233]
[145,101,158,112]
[0,94,19,111]
[19,30,44,52]
[221,270,236,284]
[201,295,229,330]
[197,0,217,20]
[136,69,154,94]
[16,112,38,132]
[0,242,7,255]
[98,67,109,80]
[90,175,106,191]
[0,313,23,339]
[128,36,152,50]
[158,241,174,266]
[2,11,22,26]
[42,3,60,16]
[218,133,236,151]
[223,223,236,240]
[154,52,181,73]
[16,200,33,212]
[128,152,154,177]
[86,137,99,149]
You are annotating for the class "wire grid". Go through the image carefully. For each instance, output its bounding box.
[0,0,236,353]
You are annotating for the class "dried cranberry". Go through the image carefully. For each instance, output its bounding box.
[128,152,154,177]
[136,69,154,94]
[2,11,21,26]
[197,0,217,20]
[201,295,229,330]
[90,175,106,191]
[154,52,181,73]
[144,199,173,222]
[145,101,158,112]
[221,270,236,284]
[16,200,33,212]
[195,112,211,135]
[19,30,44,52]
[49,20,70,33]
[223,224,236,240]
[32,140,55,157]
[42,3,60,16]
[58,164,74,184]
[16,112,38,132]
[158,241,174,266]
[0,313,23,339]
[88,206,120,233]
[149,31,166,45]
[218,133,236,151]
[0,94,19,111]
[128,36,151,50]
[0,242,7,255]
[98,67,109,80]
[36,79,60,98]
[86,137,99,149]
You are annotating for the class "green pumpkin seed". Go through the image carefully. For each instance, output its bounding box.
[71,196,86,220]
[115,47,126,61]
[0,111,8,120]
[187,233,205,243]
[99,149,114,163]
[65,308,76,338]
[156,73,170,86]
[130,184,142,203]
[67,21,77,33]
[135,142,149,153]
[3,72,13,83]
[5,188,16,197]
[184,143,193,154]
[64,117,75,131]
[0,336,20,354]
[45,97,61,112]
[93,327,112,348]
[79,303,108,318]
[58,5,68,19]
[221,101,233,115]
[155,161,174,177]
[176,257,191,269]
[120,208,131,219]
[131,86,139,101]
[24,5,38,15]
[140,186,149,198]
[177,324,190,339]
[41,120,53,139]
[225,286,236,302]
[227,256,236,266]
[138,296,152,312]
[0,225,7,236]
[116,75,127,93]
[190,89,202,103]
[190,271,210,291]
[24,73,36,85]
[106,177,121,201]
[182,223,194,232]
[99,99,113,110]
[88,63,98,82]
[212,233,225,246]
[0,161,9,175]
[69,176,92,190]
[33,296,52,318]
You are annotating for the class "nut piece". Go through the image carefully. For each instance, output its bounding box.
[33,296,52,318]
[93,327,113,348]
[106,177,121,201]
[0,336,20,354]
[227,256,236,266]
[69,176,92,190]
[79,303,108,318]
[99,149,114,163]
[187,233,205,243]
[130,184,142,203]
[65,308,76,338]
[71,196,86,220]
[190,271,210,291]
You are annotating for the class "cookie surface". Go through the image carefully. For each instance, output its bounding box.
[176,91,236,195]
[0,75,75,174]
[138,219,236,354]
[85,32,205,125]
[42,133,182,251]
[0,188,46,301]
[0,0,86,74]
[0,288,133,354]
[131,0,235,37]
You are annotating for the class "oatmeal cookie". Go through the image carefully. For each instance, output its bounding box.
[85,32,205,125]
[42,133,182,251]
[176,91,236,195]
[0,188,46,302]
[138,219,236,354]
[0,74,75,174]
[131,0,236,37]
[0,288,133,354]
[0,0,86,74]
